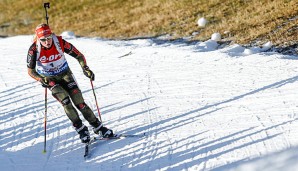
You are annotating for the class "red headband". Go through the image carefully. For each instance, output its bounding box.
[35,25,52,38]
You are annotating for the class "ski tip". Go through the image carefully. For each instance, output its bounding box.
[117,133,148,138]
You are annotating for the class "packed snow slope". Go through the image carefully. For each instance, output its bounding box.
[1,34,298,171]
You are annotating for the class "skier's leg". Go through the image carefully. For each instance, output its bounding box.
[50,85,82,127]
[62,73,114,137]
[60,72,99,126]
[51,85,90,143]
[71,90,113,137]
[69,87,99,126]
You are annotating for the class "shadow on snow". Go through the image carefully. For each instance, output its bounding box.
[1,75,298,170]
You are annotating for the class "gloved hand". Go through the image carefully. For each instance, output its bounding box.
[40,78,55,88]
[83,66,95,81]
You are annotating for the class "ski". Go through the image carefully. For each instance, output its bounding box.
[95,133,147,140]
[84,133,146,159]
[116,133,147,138]
[84,137,96,159]
[84,143,90,158]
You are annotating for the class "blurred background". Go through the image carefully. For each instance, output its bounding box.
[0,0,297,48]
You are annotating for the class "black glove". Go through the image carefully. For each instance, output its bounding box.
[83,66,95,81]
[40,78,55,88]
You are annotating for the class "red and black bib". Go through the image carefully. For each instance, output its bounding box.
[36,35,69,76]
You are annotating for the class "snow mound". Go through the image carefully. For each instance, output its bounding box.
[211,32,221,41]
[130,39,154,46]
[195,39,219,52]
[197,17,207,27]
[221,41,274,56]
[223,44,246,56]
[60,31,76,39]
[262,41,272,51]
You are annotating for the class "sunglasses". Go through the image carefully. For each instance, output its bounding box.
[39,35,53,42]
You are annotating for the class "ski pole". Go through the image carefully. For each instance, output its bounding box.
[43,2,50,25]
[43,88,47,153]
[42,3,50,154]
[90,80,102,122]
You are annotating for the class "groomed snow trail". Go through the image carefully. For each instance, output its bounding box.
[0,36,298,171]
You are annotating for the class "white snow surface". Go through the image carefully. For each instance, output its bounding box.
[1,35,298,171]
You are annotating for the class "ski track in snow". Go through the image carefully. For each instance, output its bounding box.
[0,35,298,171]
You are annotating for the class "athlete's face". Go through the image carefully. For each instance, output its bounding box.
[39,34,53,48]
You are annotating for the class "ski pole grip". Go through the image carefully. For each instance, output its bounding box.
[44,2,50,9]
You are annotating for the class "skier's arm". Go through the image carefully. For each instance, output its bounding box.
[62,39,95,80]
[62,39,87,68]
[27,44,42,81]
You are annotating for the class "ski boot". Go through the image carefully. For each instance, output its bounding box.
[76,125,90,143]
[91,121,114,138]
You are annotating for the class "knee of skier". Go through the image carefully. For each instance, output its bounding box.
[71,88,81,95]
[61,97,71,106]
[76,103,87,110]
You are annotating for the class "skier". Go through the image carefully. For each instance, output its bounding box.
[26,24,114,143]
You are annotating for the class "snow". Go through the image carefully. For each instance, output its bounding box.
[211,33,221,42]
[197,17,207,27]
[1,33,298,171]
[196,39,219,52]
[60,31,76,39]
[261,41,272,51]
